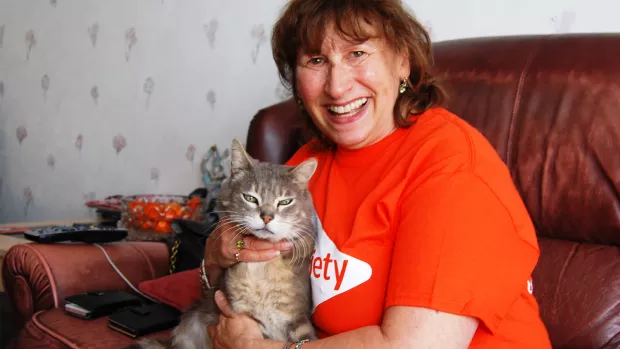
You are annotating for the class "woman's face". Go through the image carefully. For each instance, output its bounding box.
[295,25,410,150]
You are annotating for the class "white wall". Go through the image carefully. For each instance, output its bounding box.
[0,0,618,223]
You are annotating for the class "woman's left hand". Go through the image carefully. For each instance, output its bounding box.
[207,290,265,349]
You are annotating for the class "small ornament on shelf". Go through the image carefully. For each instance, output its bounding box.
[200,144,230,186]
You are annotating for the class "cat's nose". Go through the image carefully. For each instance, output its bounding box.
[261,214,274,224]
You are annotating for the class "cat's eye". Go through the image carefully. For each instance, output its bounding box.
[278,199,293,207]
[242,194,258,204]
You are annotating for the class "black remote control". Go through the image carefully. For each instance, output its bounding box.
[24,225,128,244]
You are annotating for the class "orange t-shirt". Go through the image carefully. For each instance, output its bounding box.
[285,107,551,348]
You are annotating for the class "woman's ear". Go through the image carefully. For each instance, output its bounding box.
[397,52,411,81]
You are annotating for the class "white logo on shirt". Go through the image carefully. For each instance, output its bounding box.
[527,279,534,294]
[310,217,373,312]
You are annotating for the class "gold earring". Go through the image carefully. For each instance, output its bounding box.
[295,97,305,110]
[399,79,408,94]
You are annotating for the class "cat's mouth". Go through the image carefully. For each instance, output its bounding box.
[250,228,286,243]
[252,228,272,235]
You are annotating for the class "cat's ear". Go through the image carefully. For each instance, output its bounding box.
[230,139,254,177]
[290,158,318,184]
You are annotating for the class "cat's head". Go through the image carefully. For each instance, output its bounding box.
[218,139,318,243]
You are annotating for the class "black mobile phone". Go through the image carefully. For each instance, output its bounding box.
[64,290,143,319]
[108,303,181,338]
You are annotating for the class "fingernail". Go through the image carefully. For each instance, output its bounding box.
[283,241,294,249]
[270,250,281,258]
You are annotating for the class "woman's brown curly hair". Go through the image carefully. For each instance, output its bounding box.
[271,0,448,150]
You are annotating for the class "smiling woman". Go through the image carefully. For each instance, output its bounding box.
[203,1,553,349]
[271,0,446,150]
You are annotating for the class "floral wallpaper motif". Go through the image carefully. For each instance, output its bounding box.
[90,85,99,105]
[125,28,137,61]
[23,187,33,216]
[25,29,36,60]
[88,23,99,47]
[204,19,218,49]
[76,134,84,151]
[551,10,576,33]
[186,144,196,163]
[143,77,154,108]
[275,84,290,101]
[0,0,618,223]
[47,154,56,170]
[250,24,267,64]
[41,74,50,102]
[113,134,127,155]
[206,89,216,110]
[150,168,160,185]
[16,126,27,145]
[83,192,96,202]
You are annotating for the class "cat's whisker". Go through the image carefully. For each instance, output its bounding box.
[290,226,316,250]
[199,216,235,235]
[288,237,301,269]
[229,226,252,246]
[287,236,299,268]
[211,221,248,244]
[209,210,245,215]
[296,230,314,267]
[297,235,312,269]
[288,232,309,270]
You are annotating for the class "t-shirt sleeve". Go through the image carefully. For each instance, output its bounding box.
[385,171,539,333]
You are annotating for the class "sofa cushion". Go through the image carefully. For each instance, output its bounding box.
[138,269,201,311]
[13,308,170,349]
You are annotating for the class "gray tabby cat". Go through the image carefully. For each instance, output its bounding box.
[128,139,318,349]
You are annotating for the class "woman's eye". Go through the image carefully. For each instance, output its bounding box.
[278,199,293,206]
[309,57,325,65]
[243,194,258,204]
[351,51,366,58]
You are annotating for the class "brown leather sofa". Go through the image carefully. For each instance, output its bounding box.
[3,33,620,349]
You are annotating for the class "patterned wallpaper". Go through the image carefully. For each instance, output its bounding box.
[0,0,619,223]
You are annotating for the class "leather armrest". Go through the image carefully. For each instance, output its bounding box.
[1,241,168,333]
[245,98,308,164]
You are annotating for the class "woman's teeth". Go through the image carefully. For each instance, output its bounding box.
[328,97,368,116]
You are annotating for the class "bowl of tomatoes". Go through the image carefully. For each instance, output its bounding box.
[119,194,204,237]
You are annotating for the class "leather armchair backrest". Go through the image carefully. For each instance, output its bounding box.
[245,99,306,165]
[245,34,620,349]
[432,34,620,247]
[431,34,620,349]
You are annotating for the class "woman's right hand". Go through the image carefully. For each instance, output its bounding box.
[204,218,294,270]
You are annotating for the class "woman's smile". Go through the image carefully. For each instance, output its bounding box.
[325,97,369,125]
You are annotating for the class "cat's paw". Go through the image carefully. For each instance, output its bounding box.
[288,321,317,342]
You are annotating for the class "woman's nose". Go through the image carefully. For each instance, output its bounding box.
[324,63,353,100]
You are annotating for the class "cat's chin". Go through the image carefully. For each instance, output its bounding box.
[251,229,286,243]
